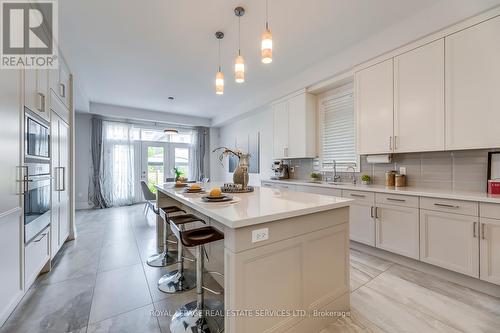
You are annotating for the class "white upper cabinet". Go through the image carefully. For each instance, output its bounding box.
[394,39,445,153]
[356,59,394,155]
[273,100,289,159]
[445,15,500,150]
[272,92,316,159]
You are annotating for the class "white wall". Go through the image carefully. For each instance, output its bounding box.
[75,113,92,210]
[211,105,273,185]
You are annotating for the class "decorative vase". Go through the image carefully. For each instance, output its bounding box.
[233,154,250,189]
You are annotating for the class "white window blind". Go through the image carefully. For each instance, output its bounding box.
[320,92,356,169]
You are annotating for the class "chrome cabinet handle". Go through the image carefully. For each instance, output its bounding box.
[482,223,486,240]
[33,233,47,242]
[37,92,46,112]
[434,203,460,209]
[370,206,374,218]
[350,193,366,198]
[389,136,393,150]
[59,83,66,98]
[394,135,398,150]
[473,222,477,238]
[17,166,29,194]
[375,207,380,219]
[60,167,66,192]
[387,197,406,202]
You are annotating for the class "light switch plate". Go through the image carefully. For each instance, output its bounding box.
[252,228,269,243]
[399,167,407,175]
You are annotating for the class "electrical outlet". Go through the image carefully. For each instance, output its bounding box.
[399,167,407,175]
[252,228,269,243]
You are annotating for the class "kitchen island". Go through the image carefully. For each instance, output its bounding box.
[156,183,353,333]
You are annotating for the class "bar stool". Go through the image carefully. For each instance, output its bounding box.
[146,206,185,267]
[158,214,205,293]
[169,224,225,333]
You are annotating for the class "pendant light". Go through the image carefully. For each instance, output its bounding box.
[234,7,245,83]
[261,0,273,64]
[215,31,225,95]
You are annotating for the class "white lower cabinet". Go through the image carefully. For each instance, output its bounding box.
[343,190,375,246]
[420,210,479,278]
[25,227,50,289]
[480,218,500,285]
[376,203,419,259]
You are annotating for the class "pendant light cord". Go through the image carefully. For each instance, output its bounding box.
[265,0,269,30]
[238,15,241,56]
[218,39,221,71]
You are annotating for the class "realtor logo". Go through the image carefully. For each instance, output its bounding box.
[1,0,58,68]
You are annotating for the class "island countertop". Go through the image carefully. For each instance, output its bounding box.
[156,182,352,229]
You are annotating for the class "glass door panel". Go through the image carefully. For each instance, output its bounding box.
[141,142,167,193]
[174,147,190,180]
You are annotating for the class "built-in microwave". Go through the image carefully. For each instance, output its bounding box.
[25,109,50,161]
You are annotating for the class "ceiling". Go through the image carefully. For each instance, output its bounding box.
[61,0,442,120]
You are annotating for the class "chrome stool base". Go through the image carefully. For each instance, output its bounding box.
[170,299,224,333]
[158,269,196,293]
[146,250,178,267]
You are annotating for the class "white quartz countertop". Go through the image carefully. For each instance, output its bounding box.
[156,182,352,229]
[263,179,500,204]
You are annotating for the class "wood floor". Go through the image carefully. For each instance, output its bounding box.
[1,204,499,333]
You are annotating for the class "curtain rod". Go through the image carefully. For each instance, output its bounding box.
[91,115,206,131]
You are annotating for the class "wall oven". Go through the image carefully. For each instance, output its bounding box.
[23,162,52,243]
[25,108,50,162]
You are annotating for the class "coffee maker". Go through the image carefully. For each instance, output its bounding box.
[271,160,289,180]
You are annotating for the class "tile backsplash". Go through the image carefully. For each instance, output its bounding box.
[284,149,495,192]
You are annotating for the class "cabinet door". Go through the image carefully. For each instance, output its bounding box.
[350,203,375,246]
[480,218,500,285]
[445,16,500,150]
[50,115,61,257]
[272,101,289,159]
[394,39,444,152]
[59,60,71,108]
[420,210,479,277]
[0,69,23,325]
[58,119,70,243]
[356,59,394,155]
[376,204,419,259]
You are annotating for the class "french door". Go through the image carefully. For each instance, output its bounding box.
[140,141,191,192]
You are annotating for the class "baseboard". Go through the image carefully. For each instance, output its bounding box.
[75,201,92,210]
[350,241,500,298]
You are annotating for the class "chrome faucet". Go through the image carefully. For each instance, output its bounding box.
[346,165,357,184]
[333,161,341,183]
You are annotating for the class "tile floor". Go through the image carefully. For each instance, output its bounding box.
[1,204,499,333]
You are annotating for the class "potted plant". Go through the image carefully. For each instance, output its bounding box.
[310,172,322,182]
[173,167,184,182]
[361,174,372,185]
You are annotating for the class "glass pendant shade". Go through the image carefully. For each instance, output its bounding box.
[234,55,245,83]
[215,70,224,95]
[261,28,273,64]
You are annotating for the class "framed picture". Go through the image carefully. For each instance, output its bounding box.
[488,152,500,180]
[228,132,260,174]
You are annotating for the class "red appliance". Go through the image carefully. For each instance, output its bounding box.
[488,180,500,195]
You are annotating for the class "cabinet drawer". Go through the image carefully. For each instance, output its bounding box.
[421,197,478,216]
[480,203,500,220]
[375,193,418,208]
[25,228,50,288]
[342,190,374,205]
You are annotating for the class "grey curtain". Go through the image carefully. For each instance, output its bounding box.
[88,117,109,208]
[192,127,207,181]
